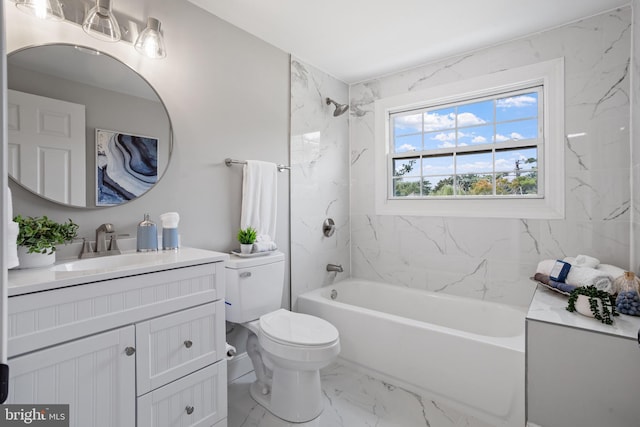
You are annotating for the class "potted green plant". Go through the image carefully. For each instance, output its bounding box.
[14,215,79,268]
[237,226,257,254]
[566,285,618,325]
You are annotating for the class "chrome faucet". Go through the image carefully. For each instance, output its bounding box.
[79,223,121,258]
[95,223,114,252]
[326,264,344,273]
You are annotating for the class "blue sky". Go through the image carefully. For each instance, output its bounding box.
[393,92,538,153]
[393,92,539,177]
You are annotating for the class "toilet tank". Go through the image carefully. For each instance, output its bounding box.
[225,251,285,323]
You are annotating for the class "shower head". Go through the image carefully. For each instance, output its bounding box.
[326,97,349,117]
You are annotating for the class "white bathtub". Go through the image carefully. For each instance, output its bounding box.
[297,279,526,426]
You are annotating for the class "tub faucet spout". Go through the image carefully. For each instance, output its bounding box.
[326,263,343,273]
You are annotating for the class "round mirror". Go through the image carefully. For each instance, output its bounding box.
[7,44,173,208]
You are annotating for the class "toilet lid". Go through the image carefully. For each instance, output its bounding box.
[259,309,339,346]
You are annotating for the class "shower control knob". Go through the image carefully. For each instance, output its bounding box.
[125,347,136,356]
[185,406,194,415]
[184,340,193,348]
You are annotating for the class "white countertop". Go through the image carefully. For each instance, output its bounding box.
[527,284,640,340]
[8,247,229,297]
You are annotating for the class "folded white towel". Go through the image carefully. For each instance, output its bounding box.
[573,254,600,269]
[566,266,613,293]
[241,160,278,243]
[597,264,626,280]
[563,256,576,265]
[6,186,19,269]
[536,259,557,276]
[252,236,278,253]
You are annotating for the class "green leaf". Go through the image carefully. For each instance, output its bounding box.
[14,215,78,254]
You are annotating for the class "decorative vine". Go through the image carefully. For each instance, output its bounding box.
[566,285,618,325]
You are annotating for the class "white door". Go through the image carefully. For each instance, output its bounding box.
[7,89,86,206]
[7,326,136,427]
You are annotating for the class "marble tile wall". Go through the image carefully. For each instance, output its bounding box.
[290,58,350,307]
[350,8,632,307]
[632,0,640,274]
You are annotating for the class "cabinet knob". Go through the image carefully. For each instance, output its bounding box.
[185,405,194,415]
[125,347,136,356]
[184,340,193,349]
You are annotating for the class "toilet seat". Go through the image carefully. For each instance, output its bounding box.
[260,309,339,347]
[254,309,340,364]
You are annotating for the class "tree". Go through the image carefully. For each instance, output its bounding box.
[470,179,492,195]
[394,159,417,177]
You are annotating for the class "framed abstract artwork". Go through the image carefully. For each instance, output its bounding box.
[96,129,158,206]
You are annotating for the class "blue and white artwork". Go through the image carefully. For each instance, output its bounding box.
[96,129,158,206]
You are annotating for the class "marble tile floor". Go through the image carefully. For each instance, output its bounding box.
[228,361,496,427]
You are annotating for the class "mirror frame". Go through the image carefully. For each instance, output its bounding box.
[7,43,174,209]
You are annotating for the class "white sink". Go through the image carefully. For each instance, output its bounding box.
[50,252,161,272]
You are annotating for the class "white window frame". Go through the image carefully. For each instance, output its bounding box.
[374,58,565,219]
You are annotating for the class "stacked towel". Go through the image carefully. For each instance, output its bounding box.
[252,236,278,253]
[534,273,578,294]
[536,259,557,276]
[240,160,278,252]
[564,254,600,269]
[536,257,614,293]
[6,187,19,269]
[565,266,613,293]
[597,264,626,280]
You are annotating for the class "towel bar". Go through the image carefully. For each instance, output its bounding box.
[224,158,290,172]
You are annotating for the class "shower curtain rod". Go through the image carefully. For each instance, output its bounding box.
[224,158,290,172]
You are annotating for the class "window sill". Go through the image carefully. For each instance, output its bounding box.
[375,197,564,219]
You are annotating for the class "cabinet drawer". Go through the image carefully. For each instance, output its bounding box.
[9,262,224,357]
[137,360,227,427]
[136,301,225,395]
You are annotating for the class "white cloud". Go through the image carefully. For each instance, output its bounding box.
[398,143,418,152]
[497,95,536,109]
[424,112,455,132]
[457,160,493,173]
[494,132,524,142]
[394,114,422,132]
[457,112,486,127]
[438,141,456,148]
[432,132,456,142]
[471,135,487,143]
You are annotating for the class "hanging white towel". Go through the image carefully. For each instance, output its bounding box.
[240,160,278,245]
[6,187,20,269]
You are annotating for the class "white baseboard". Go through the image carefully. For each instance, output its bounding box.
[227,352,253,383]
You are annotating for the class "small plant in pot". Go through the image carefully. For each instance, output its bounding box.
[237,226,257,254]
[14,215,79,268]
[566,285,618,325]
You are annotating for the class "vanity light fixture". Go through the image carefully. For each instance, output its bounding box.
[134,17,167,59]
[15,0,64,21]
[82,0,122,42]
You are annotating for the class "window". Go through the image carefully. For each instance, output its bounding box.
[374,58,565,219]
[391,87,542,199]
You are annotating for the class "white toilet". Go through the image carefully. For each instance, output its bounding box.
[225,251,340,423]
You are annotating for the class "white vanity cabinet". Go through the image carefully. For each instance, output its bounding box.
[526,286,640,427]
[6,248,229,427]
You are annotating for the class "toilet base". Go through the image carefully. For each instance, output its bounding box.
[249,368,324,423]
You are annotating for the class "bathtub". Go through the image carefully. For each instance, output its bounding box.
[297,279,526,426]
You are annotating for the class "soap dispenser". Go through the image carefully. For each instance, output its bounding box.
[136,213,158,252]
[159,212,180,250]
